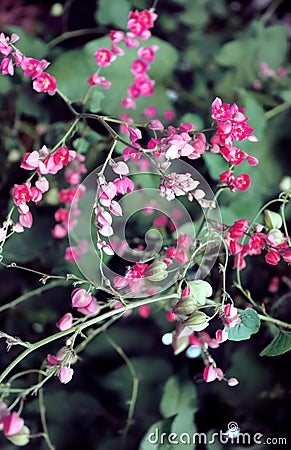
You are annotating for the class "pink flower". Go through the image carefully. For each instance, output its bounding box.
[211,97,231,121]
[2,412,24,437]
[65,246,80,262]
[163,110,175,121]
[52,224,67,238]
[121,97,136,109]
[123,147,141,162]
[98,182,117,207]
[215,329,228,343]
[56,313,73,331]
[0,33,13,56]
[228,219,249,239]
[19,211,33,228]
[0,57,14,75]
[94,48,114,67]
[265,248,280,265]
[203,365,223,383]
[228,377,239,387]
[148,119,164,130]
[13,183,32,205]
[110,30,124,43]
[233,174,251,191]
[138,46,158,62]
[138,305,151,318]
[58,366,74,384]
[71,288,92,308]
[35,177,49,193]
[177,233,193,249]
[33,72,57,95]
[222,304,241,329]
[87,73,111,89]
[281,248,291,263]
[21,57,49,78]
[114,177,134,194]
[20,150,39,170]
[129,126,142,142]
[77,296,100,316]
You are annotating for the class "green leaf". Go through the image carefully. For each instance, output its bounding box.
[260,330,291,357]
[187,280,213,306]
[202,152,228,181]
[49,49,96,100]
[280,90,291,104]
[227,308,261,341]
[139,417,175,450]
[96,0,130,28]
[3,25,48,59]
[160,376,198,418]
[236,88,266,139]
[180,113,204,130]
[88,89,105,113]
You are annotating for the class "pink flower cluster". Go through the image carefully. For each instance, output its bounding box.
[87,9,158,110]
[13,145,76,232]
[0,404,25,438]
[0,32,57,95]
[161,123,207,160]
[50,154,88,262]
[113,262,149,292]
[224,218,291,270]
[165,233,194,265]
[210,97,258,191]
[95,168,134,254]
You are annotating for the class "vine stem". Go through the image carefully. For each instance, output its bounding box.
[105,335,139,450]
[265,101,290,120]
[0,294,179,384]
[234,282,291,330]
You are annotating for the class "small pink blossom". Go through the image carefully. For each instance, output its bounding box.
[265,248,280,265]
[58,366,74,384]
[222,304,241,329]
[65,246,80,262]
[19,211,33,228]
[21,57,49,78]
[71,288,92,308]
[203,365,219,383]
[77,296,100,316]
[121,97,136,109]
[227,377,239,387]
[33,72,57,95]
[114,177,134,195]
[110,30,124,43]
[109,160,129,175]
[177,233,193,249]
[20,150,41,170]
[94,48,114,67]
[138,46,159,62]
[56,313,73,331]
[87,73,111,89]
[2,412,24,437]
[0,57,14,75]
[138,305,151,318]
[148,119,164,130]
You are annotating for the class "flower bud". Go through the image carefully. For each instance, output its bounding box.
[185,311,210,331]
[264,209,282,230]
[6,425,30,446]
[173,296,197,316]
[145,262,168,281]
